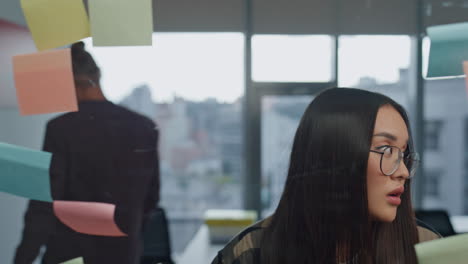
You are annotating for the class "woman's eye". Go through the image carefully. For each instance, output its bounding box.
[377,145,391,151]
[377,145,393,156]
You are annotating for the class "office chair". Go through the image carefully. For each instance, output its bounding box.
[141,207,175,264]
[415,209,457,237]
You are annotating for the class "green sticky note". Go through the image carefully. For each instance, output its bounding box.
[0,142,52,202]
[60,257,84,264]
[20,0,90,51]
[415,233,468,264]
[89,0,153,46]
[427,22,468,78]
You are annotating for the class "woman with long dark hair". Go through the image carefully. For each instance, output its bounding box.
[212,87,439,264]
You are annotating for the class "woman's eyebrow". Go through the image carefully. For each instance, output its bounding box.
[373,132,410,147]
[373,132,397,141]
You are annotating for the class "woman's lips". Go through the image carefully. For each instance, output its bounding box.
[386,186,404,206]
[386,195,401,205]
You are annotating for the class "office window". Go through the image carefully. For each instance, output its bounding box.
[338,35,413,109]
[261,95,314,215]
[83,33,244,253]
[424,170,441,197]
[252,35,334,82]
[464,118,468,214]
[422,169,444,209]
[423,59,467,216]
[425,120,443,151]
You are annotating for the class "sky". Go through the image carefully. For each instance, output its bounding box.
[83,33,244,103]
[83,34,413,103]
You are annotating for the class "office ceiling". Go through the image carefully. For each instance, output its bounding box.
[1,0,467,35]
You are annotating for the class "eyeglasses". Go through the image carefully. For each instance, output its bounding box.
[369,145,420,178]
[74,79,96,87]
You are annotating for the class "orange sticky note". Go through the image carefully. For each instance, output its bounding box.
[13,49,78,115]
[53,201,127,237]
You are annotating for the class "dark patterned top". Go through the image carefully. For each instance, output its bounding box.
[211,216,441,264]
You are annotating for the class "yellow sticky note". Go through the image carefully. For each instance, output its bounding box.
[89,0,153,46]
[20,0,90,51]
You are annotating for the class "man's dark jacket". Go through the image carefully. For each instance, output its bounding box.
[16,101,160,264]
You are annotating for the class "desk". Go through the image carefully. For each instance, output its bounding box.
[177,216,468,264]
[176,225,222,264]
[451,216,468,233]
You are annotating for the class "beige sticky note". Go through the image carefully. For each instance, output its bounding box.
[89,0,153,46]
[60,257,84,264]
[13,49,78,115]
[416,233,468,264]
[20,0,90,51]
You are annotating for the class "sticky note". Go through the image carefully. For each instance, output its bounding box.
[13,49,78,115]
[20,0,90,51]
[88,0,153,46]
[427,22,468,78]
[0,142,52,202]
[53,201,127,237]
[416,233,468,264]
[463,61,468,94]
[60,257,84,264]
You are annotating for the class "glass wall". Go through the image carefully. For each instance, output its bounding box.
[252,34,334,216]
[338,33,468,217]
[261,95,314,215]
[338,35,414,109]
[84,33,244,253]
[252,35,334,82]
[422,66,467,215]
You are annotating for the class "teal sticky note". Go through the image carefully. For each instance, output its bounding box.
[60,257,84,264]
[0,142,52,202]
[89,0,153,46]
[415,233,468,264]
[427,22,468,78]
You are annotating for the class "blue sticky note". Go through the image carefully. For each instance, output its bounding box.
[427,22,468,78]
[0,142,52,202]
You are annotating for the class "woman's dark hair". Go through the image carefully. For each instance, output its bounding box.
[70,41,100,86]
[260,87,419,264]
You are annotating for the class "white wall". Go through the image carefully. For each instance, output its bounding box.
[0,1,27,27]
[0,18,56,264]
[0,19,35,108]
[0,108,56,264]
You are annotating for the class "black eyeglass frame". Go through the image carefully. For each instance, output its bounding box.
[370,145,420,178]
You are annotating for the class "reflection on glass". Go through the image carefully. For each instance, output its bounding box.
[261,95,314,216]
[83,33,244,103]
[423,78,467,214]
[83,33,244,253]
[252,35,334,82]
[422,31,468,215]
[338,35,411,88]
[340,35,468,217]
[339,35,413,118]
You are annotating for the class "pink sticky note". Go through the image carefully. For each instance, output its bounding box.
[53,201,127,237]
[13,49,78,115]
